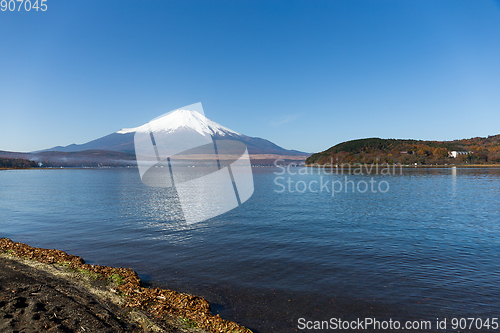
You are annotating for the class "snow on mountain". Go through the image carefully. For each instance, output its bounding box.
[39,108,309,159]
[117,109,240,137]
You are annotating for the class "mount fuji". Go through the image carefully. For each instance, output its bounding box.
[31,108,308,166]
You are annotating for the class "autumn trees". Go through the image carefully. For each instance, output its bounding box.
[306,135,500,165]
[0,158,38,168]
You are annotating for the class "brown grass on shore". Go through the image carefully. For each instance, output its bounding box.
[0,238,251,333]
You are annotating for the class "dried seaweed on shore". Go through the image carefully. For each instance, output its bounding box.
[0,238,252,333]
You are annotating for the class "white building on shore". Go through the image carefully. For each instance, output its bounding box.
[449,151,473,158]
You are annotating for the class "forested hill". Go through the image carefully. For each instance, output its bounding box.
[0,157,39,169]
[306,135,500,165]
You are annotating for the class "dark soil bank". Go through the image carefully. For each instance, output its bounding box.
[0,256,142,332]
[0,238,251,333]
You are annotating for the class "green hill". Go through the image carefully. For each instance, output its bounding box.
[0,157,39,169]
[306,135,500,165]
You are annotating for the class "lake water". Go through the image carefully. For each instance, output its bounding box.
[1,167,500,332]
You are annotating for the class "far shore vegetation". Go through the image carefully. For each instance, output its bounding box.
[0,157,39,169]
[306,135,500,166]
[3,134,500,169]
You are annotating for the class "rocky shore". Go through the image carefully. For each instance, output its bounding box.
[0,238,251,333]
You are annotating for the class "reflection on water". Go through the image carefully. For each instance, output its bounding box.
[1,167,500,332]
[451,166,457,197]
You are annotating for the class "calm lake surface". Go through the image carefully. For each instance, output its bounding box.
[1,167,500,332]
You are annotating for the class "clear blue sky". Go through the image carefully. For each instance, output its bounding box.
[1,0,499,153]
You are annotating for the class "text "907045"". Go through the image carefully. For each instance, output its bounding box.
[1,0,47,11]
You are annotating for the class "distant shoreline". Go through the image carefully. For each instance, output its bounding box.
[0,166,137,171]
[3,164,500,171]
[0,167,40,170]
[305,164,500,168]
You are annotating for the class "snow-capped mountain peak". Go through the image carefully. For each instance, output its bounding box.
[117,109,241,137]
[39,106,308,158]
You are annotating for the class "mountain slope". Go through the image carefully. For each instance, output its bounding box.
[44,109,308,157]
[45,133,136,154]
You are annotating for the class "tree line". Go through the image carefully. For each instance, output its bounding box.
[306,135,500,165]
[0,158,39,168]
